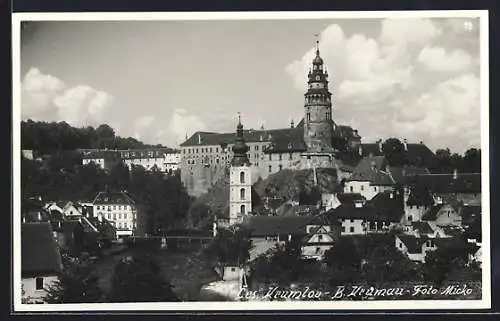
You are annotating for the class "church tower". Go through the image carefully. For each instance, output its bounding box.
[303,39,334,153]
[229,115,252,226]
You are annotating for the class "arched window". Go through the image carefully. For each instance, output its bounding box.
[240,188,245,200]
[240,205,246,214]
[240,171,245,183]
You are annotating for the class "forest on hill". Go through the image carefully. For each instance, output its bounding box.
[21,119,175,153]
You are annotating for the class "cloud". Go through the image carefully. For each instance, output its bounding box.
[285,17,480,153]
[167,108,207,146]
[21,68,114,127]
[417,46,472,72]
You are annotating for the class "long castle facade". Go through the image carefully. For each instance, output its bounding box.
[179,41,433,197]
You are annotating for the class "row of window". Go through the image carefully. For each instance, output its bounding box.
[268,165,284,173]
[104,212,135,220]
[96,205,132,211]
[348,185,378,192]
[183,145,264,155]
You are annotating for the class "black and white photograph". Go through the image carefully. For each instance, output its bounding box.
[12,11,490,311]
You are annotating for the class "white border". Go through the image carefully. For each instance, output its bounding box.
[12,10,490,312]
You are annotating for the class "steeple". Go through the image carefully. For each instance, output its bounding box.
[303,35,334,153]
[231,113,250,166]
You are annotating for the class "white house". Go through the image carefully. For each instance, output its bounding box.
[21,222,63,303]
[92,191,138,238]
[301,224,341,260]
[394,234,438,263]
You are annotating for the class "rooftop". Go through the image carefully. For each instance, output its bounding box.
[92,191,136,205]
[22,222,63,277]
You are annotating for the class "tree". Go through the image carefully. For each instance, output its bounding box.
[463,148,481,173]
[324,237,362,284]
[45,256,103,303]
[424,242,470,285]
[382,138,408,166]
[108,253,178,302]
[206,226,252,265]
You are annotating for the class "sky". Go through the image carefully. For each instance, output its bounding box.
[19,16,482,154]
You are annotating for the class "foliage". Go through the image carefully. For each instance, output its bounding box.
[324,236,363,284]
[206,226,252,265]
[298,185,322,205]
[44,256,103,303]
[382,138,408,166]
[423,242,471,285]
[108,253,178,302]
[251,238,304,285]
[433,147,481,173]
[21,119,172,152]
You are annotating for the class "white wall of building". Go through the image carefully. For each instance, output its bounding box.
[93,204,136,237]
[22,275,58,303]
[229,165,252,226]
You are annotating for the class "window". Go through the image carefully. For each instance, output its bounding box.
[316,247,321,253]
[97,206,100,210]
[399,242,403,249]
[318,235,323,241]
[342,226,346,233]
[255,146,259,151]
[240,205,246,215]
[408,215,413,222]
[350,186,353,192]
[349,227,354,233]
[113,214,117,220]
[210,147,212,153]
[374,187,377,192]
[350,219,354,223]
[279,165,283,171]
[269,165,272,173]
[35,277,44,290]
[216,147,219,153]
[307,112,311,122]
[268,154,272,161]
[289,153,293,160]
[240,188,245,200]
[231,267,236,272]
[118,213,122,219]
[360,185,364,191]
[240,171,245,183]
[279,154,282,161]
[123,222,127,229]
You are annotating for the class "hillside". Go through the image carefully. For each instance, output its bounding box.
[187,167,341,228]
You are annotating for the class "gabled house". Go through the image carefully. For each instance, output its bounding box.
[21,222,63,303]
[300,223,341,260]
[92,191,138,238]
[422,203,462,227]
[327,190,404,236]
[343,156,394,200]
[394,234,438,263]
[402,184,435,224]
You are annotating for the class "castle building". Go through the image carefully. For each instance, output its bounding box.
[179,40,435,197]
[228,116,253,226]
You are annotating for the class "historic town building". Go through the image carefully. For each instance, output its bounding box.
[228,117,253,226]
[179,40,435,197]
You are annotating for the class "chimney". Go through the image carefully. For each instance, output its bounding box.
[453,169,458,179]
[198,133,201,145]
[378,139,383,153]
[290,119,294,128]
[403,139,408,151]
[260,124,265,130]
[358,145,363,156]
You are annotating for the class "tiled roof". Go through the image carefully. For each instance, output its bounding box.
[422,204,446,221]
[408,173,481,194]
[22,223,63,276]
[369,190,405,222]
[347,156,394,185]
[406,185,435,207]
[327,204,382,221]
[92,191,135,205]
[181,129,276,147]
[337,193,365,205]
[246,215,315,237]
[265,128,308,153]
[411,221,435,235]
[388,166,431,184]
[397,234,424,254]
[359,143,436,167]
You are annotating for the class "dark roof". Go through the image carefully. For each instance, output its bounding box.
[388,166,431,184]
[264,128,307,153]
[441,226,464,238]
[328,204,383,221]
[347,156,394,185]
[246,215,316,236]
[408,173,481,194]
[92,191,135,205]
[406,185,435,207]
[337,193,365,205]
[422,204,446,221]
[411,221,435,235]
[369,190,405,222]
[22,223,63,276]
[336,125,361,140]
[397,235,424,254]
[360,143,436,167]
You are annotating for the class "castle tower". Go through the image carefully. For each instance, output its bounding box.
[304,38,334,153]
[229,115,252,226]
